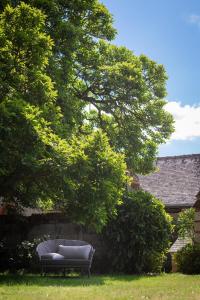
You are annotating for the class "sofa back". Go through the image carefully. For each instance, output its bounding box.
[36,239,89,258]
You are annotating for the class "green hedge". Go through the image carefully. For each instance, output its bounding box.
[103,190,173,273]
[176,243,200,274]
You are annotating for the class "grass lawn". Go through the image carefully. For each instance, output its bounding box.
[0,273,200,300]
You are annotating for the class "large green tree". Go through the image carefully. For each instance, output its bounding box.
[0,3,126,231]
[0,1,174,230]
[0,0,174,173]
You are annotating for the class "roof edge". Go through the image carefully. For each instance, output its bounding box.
[166,204,192,208]
[158,153,200,160]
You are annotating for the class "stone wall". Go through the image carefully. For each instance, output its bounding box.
[194,211,200,242]
[0,213,107,272]
[2,209,200,273]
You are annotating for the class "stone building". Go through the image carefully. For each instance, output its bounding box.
[138,154,200,219]
[138,153,200,271]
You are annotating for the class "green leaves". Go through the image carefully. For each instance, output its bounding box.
[176,243,200,274]
[0,0,174,175]
[0,2,54,105]
[0,1,174,231]
[177,208,195,242]
[103,190,173,273]
[74,41,174,172]
[60,130,127,232]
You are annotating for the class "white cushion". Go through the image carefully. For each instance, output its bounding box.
[58,245,91,259]
[41,253,64,260]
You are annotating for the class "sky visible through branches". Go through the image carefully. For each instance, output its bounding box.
[102,0,200,156]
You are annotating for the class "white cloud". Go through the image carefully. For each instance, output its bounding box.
[188,14,200,27]
[165,101,200,140]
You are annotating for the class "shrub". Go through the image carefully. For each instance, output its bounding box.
[103,190,173,274]
[176,243,200,274]
[177,208,195,242]
[0,235,51,272]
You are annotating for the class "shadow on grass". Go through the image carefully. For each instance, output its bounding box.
[105,273,161,282]
[0,273,150,287]
[0,273,104,287]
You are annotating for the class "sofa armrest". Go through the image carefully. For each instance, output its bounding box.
[89,247,95,262]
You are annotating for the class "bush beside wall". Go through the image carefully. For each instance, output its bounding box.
[103,191,173,274]
[176,243,200,274]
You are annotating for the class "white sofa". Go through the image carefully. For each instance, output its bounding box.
[36,239,95,277]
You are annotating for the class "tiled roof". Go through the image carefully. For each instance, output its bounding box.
[138,154,200,207]
[169,237,192,253]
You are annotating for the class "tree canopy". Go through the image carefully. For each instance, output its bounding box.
[0,1,174,230]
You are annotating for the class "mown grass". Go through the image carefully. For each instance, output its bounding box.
[0,273,200,300]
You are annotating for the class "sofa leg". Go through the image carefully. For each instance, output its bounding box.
[63,268,66,277]
[41,266,47,276]
[88,268,91,278]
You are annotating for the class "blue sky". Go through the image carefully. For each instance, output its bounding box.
[102,0,200,156]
